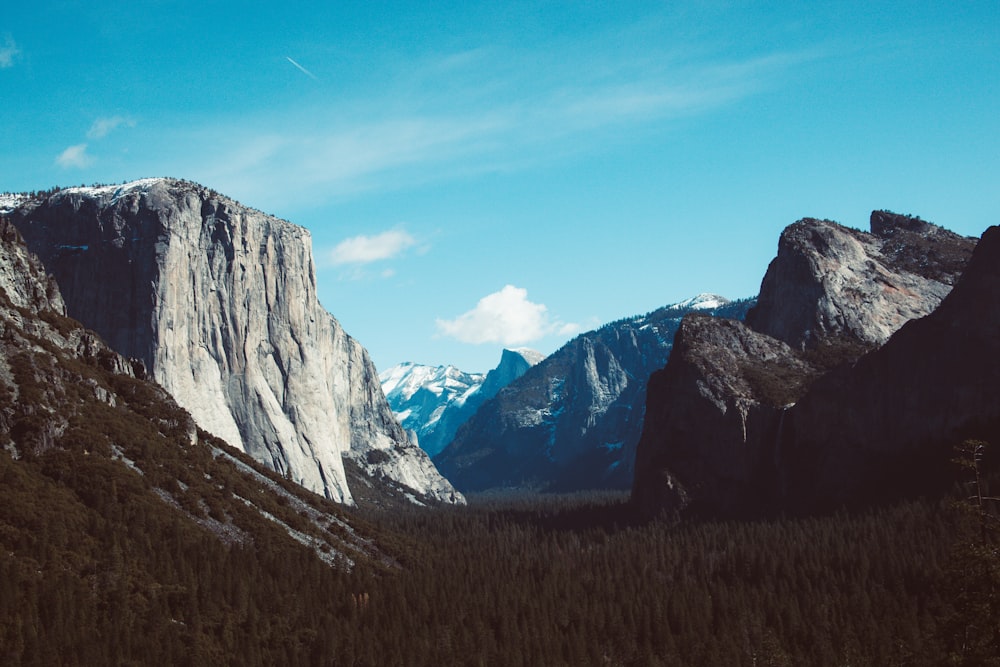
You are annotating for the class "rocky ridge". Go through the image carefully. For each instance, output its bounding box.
[8,178,461,506]
[633,212,982,516]
[380,348,544,458]
[436,294,754,493]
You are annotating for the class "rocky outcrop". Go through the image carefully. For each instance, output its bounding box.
[633,213,980,516]
[781,224,1000,510]
[380,348,543,458]
[436,295,753,493]
[0,217,170,456]
[632,315,819,515]
[746,213,970,349]
[9,178,461,505]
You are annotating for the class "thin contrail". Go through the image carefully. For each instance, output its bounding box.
[286,56,318,80]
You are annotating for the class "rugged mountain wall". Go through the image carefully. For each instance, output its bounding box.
[632,314,819,515]
[380,348,543,458]
[436,295,754,493]
[0,215,398,582]
[781,224,1000,510]
[747,213,971,349]
[9,178,461,505]
[633,213,980,516]
[0,216,168,455]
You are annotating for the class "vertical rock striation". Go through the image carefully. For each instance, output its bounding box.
[10,178,461,505]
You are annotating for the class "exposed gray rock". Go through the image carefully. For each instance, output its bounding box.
[633,213,981,516]
[10,178,461,505]
[747,213,973,349]
[0,218,66,316]
[436,295,754,493]
[781,224,1000,510]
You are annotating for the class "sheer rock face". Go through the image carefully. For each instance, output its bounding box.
[632,315,817,516]
[782,224,1000,510]
[746,213,973,350]
[0,218,160,454]
[10,179,461,505]
[633,213,981,516]
[0,218,67,316]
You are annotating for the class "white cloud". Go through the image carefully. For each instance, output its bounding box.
[436,285,580,346]
[329,228,416,265]
[174,44,813,210]
[88,115,135,139]
[0,37,19,68]
[55,144,93,169]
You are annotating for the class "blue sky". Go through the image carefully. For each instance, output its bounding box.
[3,1,998,372]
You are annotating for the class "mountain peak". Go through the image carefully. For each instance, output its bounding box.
[380,348,545,459]
[9,180,462,506]
[671,293,730,311]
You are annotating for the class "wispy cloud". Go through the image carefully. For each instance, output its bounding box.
[159,42,816,210]
[330,228,417,265]
[0,36,19,68]
[55,144,93,169]
[88,115,136,139]
[436,285,580,346]
[286,56,318,80]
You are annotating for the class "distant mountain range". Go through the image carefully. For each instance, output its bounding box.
[433,294,755,493]
[380,348,544,457]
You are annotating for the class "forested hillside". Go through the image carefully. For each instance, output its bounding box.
[6,477,997,665]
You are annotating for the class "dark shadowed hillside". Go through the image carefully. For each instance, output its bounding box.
[633,212,988,517]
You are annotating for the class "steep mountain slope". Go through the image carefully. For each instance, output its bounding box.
[435,295,753,493]
[7,179,461,506]
[380,348,543,457]
[0,216,412,663]
[781,223,1000,510]
[633,212,981,516]
[747,212,972,349]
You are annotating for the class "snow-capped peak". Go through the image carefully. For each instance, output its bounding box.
[379,362,484,403]
[673,293,730,311]
[380,348,544,458]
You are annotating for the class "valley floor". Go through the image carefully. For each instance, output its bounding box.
[3,465,998,666]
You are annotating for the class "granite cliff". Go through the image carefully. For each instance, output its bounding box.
[633,212,981,516]
[8,178,461,506]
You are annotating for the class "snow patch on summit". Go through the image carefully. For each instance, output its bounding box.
[673,293,729,311]
[0,193,28,215]
[380,348,545,458]
[59,178,166,204]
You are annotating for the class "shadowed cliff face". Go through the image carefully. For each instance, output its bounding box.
[632,315,819,516]
[782,224,1000,511]
[435,297,754,493]
[10,179,462,506]
[633,213,981,517]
